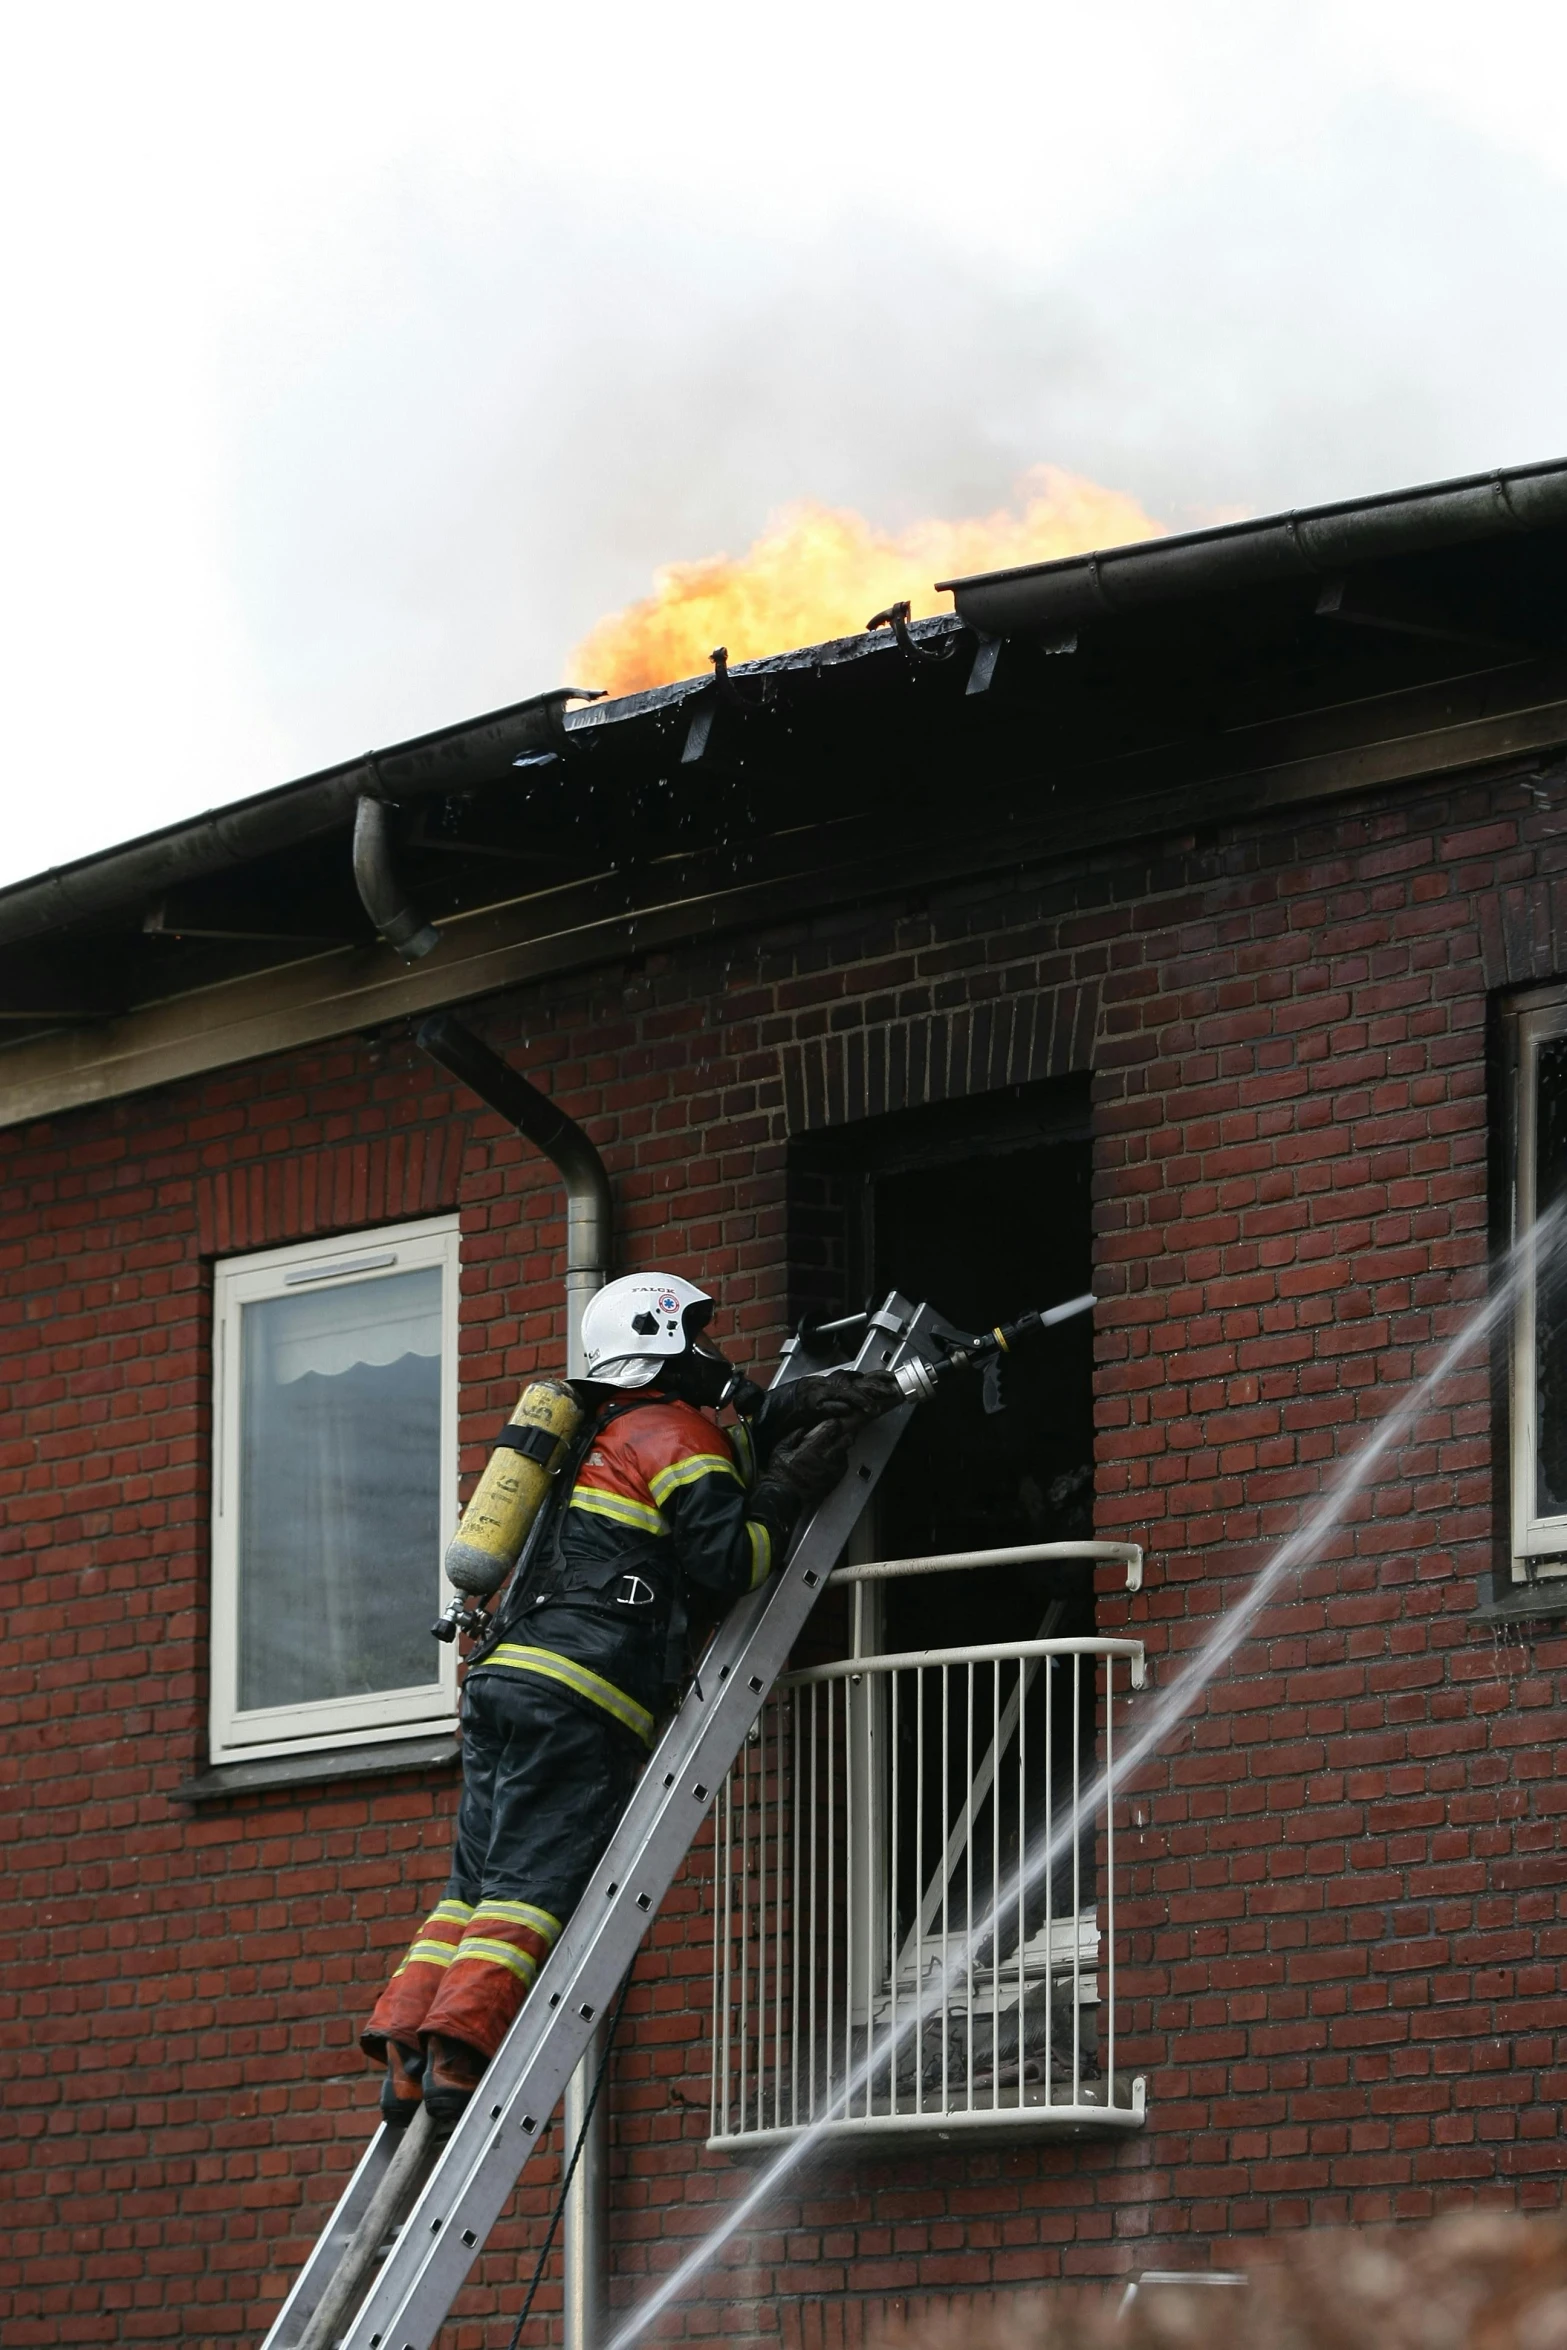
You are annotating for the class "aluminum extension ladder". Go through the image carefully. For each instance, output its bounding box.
[261,1290,957,2350]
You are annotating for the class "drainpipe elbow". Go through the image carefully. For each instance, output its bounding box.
[353,793,441,960]
[416,1015,614,1378]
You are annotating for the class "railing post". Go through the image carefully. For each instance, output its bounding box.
[845,1581,885,2043]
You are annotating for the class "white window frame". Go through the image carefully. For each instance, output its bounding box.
[210,1215,461,1763]
[1511,990,1567,1577]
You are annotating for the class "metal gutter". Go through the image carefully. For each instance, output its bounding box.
[938,456,1567,636]
[0,687,583,953]
[9,639,1566,1134]
[4,455,1566,994]
[4,458,1565,954]
[0,620,954,954]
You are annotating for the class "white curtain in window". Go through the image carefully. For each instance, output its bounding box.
[238,1266,444,1712]
[268,1276,444,1385]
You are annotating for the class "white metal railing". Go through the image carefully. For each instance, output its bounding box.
[708,1543,1148,2148]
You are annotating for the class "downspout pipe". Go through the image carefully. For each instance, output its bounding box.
[353,794,441,960]
[417,1012,614,2341]
[562,2037,610,2350]
[416,1013,611,1376]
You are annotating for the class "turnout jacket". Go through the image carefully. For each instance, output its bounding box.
[464,1393,795,1748]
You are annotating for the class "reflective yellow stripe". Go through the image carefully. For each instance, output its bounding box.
[648,1452,743,1505]
[746,1520,772,1590]
[451,1937,541,1985]
[569,1488,667,1536]
[470,1899,560,1942]
[484,1644,657,1746]
[391,1896,474,1975]
[731,1423,756,1486]
[404,1938,462,1970]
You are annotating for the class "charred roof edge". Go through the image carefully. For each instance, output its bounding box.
[8,456,1567,954]
[0,619,968,953]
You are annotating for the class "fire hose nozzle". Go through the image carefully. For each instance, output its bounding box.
[1039,1290,1098,1328]
[892,1290,1097,1402]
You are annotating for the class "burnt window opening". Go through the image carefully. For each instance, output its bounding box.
[789,1077,1095,1569]
[788,1075,1098,1955]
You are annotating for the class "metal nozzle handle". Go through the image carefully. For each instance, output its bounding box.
[893,1290,1097,1401]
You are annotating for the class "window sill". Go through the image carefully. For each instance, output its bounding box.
[1473,1571,1567,1626]
[175,1731,462,1804]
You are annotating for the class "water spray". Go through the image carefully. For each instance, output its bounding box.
[605,1223,1552,2350]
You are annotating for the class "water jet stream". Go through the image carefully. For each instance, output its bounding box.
[605,1227,1549,2349]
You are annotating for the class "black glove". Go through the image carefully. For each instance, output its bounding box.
[764,1416,856,1506]
[761,1368,903,1443]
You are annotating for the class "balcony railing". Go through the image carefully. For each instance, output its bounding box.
[708,1542,1148,2149]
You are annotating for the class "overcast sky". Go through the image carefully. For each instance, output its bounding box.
[4,0,1567,889]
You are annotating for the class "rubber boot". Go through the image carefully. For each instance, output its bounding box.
[380,2038,425,2130]
[422,2032,488,2132]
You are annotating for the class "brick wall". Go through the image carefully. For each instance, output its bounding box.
[3,755,1566,2346]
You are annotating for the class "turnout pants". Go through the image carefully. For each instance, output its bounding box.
[362,1672,645,2063]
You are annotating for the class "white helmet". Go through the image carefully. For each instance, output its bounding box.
[580,1272,714,1387]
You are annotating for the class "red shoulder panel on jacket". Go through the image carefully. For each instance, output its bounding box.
[577,1395,735,1506]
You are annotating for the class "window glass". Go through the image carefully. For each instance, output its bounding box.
[236,1267,444,1711]
[1536,1034,1567,1521]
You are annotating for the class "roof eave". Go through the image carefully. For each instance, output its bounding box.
[937,456,1567,636]
[0,687,584,954]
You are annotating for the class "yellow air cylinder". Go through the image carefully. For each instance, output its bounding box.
[443,1376,583,1595]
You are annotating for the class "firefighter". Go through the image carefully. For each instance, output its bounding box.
[361,1272,898,2129]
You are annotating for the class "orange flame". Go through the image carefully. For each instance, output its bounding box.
[570,466,1165,698]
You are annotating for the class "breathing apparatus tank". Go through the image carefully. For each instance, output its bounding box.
[442,1375,583,1598]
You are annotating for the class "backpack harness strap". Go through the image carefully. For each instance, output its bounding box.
[467,1394,716,1691]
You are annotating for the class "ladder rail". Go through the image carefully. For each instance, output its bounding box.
[262,1294,944,2350]
[296,2113,438,2350]
[261,2125,404,2345]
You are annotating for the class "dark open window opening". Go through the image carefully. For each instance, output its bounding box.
[788,1076,1099,1946]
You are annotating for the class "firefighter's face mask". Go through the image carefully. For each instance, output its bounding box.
[661,1333,736,1410]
